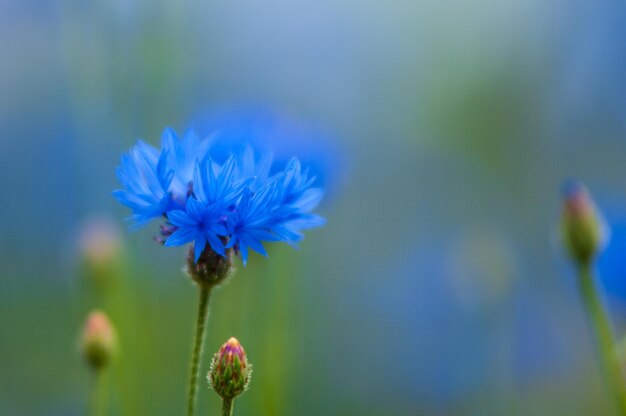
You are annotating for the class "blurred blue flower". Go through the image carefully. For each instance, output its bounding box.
[600,226,626,305]
[191,106,344,194]
[114,127,325,264]
[552,1,626,135]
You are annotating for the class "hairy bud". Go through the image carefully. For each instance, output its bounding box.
[208,337,252,400]
[186,245,234,287]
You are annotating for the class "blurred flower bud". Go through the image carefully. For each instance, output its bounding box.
[79,216,124,291]
[208,337,252,400]
[561,181,606,267]
[80,217,122,267]
[186,245,234,287]
[81,310,116,370]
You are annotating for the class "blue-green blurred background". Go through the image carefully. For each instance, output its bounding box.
[3,1,626,415]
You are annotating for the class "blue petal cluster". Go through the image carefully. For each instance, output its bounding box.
[114,128,325,264]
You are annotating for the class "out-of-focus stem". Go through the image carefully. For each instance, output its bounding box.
[90,368,107,416]
[578,263,626,415]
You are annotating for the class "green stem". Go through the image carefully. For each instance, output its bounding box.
[90,368,107,416]
[221,398,234,416]
[187,285,212,416]
[578,263,626,415]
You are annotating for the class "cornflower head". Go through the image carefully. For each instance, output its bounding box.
[114,127,325,268]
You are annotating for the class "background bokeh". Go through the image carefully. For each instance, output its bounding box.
[2,0,626,415]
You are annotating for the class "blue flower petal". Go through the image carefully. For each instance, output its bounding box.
[206,232,225,256]
[186,197,205,222]
[167,210,195,227]
[194,234,207,261]
[165,227,199,247]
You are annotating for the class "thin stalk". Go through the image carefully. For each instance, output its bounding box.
[90,368,107,416]
[221,398,234,416]
[186,284,212,416]
[578,263,626,415]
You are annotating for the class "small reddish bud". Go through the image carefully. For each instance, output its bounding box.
[78,216,124,292]
[208,337,252,400]
[561,181,606,267]
[81,310,116,370]
[79,217,122,268]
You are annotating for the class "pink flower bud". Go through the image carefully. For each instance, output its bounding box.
[81,310,116,370]
[561,181,606,266]
[208,337,252,399]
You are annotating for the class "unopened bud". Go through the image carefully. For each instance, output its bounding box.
[208,337,252,400]
[81,310,116,370]
[80,217,122,267]
[561,181,606,267]
[79,217,124,291]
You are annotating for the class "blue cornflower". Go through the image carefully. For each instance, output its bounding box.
[224,160,325,263]
[114,127,325,265]
[114,129,207,226]
[270,158,326,244]
[165,197,229,262]
[161,128,210,206]
[113,141,173,229]
[193,155,248,207]
[226,185,284,265]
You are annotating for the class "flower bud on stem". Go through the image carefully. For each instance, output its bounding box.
[81,311,116,416]
[561,182,626,414]
[185,245,234,416]
[561,181,604,268]
[209,337,252,416]
[82,310,116,372]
